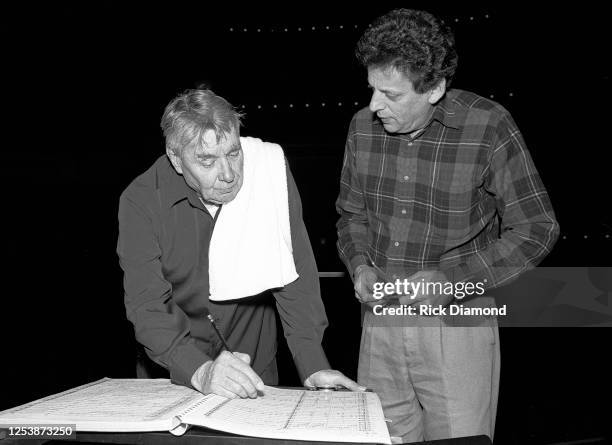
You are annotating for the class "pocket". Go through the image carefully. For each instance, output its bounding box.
[357,326,372,385]
[434,163,478,209]
[430,166,480,242]
[488,319,498,345]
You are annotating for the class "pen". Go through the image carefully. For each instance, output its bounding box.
[202,307,231,352]
[202,307,266,397]
[365,251,393,282]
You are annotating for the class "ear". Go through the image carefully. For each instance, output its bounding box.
[427,78,447,105]
[166,148,183,175]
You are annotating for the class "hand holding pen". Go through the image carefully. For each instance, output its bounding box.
[195,308,265,399]
[353,252,407,306]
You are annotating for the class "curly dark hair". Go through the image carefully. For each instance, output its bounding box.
[356,9,458,94]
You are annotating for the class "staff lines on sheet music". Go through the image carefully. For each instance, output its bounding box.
[202,388,375,432]
[4,379,199,422]
[286,391,370,431]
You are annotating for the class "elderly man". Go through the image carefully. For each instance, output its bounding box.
[336,8,559,443]
[118,88,361,399]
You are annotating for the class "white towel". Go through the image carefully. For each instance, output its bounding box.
[208,137,298,301]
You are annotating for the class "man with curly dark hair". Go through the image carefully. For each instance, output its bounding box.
[336,8,559,443]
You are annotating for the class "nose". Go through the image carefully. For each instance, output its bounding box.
[218,158,235,183]
[369,90,385,113]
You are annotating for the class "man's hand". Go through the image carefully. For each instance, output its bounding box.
[192,351,265,399]
[304,369,367,391]
[353,265,380,307]
[399,270,453,312]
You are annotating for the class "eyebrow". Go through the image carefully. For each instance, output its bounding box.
[367,84,401,94]
[195,144,241,159]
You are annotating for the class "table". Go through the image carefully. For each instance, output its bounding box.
[1,427,492,444]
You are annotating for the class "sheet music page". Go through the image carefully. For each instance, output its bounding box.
[0,378,202,431]
[181,386,391,444]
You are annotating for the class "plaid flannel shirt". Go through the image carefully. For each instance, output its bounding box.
[336,89,559,288]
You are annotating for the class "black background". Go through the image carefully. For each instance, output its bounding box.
[1,4,610,444]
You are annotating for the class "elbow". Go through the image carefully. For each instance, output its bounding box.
[547,217,561,252]
[530,217,560,267]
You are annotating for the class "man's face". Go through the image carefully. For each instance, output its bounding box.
[169,129,244,205]
[367,66,443,134]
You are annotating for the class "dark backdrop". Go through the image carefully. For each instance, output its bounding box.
[1,5,610,444]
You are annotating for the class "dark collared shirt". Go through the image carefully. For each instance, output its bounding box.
[118,155,329,387]
[336,89,559,287]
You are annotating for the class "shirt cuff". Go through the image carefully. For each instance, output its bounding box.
[168,342,213,388]
[293,344,330,383]
[440,260,493,289]
[349,254,368,279]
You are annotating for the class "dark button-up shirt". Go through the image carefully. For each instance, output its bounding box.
[118,155,330,387]
[336,89,559,287]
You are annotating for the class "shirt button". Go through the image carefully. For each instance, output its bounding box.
[401,209,407,214]
[394,241,399,247]
[403,175,409,180]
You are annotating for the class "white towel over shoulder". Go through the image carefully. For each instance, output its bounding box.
[208,137,298,301]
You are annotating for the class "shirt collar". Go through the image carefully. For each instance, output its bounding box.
[156,155,204,209]
[370,91,463,134]
[428,92,462,130]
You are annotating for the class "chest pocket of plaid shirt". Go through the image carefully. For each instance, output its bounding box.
[431,162,481,239]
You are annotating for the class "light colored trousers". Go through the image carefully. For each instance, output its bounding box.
[359,310,500,444]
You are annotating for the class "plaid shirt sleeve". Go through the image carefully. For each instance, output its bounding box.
[335,117,370,278]
[440,111,560,288]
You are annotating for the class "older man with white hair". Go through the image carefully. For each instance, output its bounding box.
[118,88,362,398]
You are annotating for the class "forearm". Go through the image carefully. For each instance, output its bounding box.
[336,209,370,278]
[440,217,559,289]
[119,193,212,387]
[134,315,212,386]
[123,266,214,387]
[274,245,330,381]
[275,165,330,381]
[335,135,370,278]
